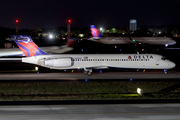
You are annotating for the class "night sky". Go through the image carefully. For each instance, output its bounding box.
[0,0,180,29]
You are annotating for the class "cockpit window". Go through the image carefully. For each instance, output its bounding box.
[161,56,166,60]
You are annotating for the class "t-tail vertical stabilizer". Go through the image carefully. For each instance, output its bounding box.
[11,35,48,57]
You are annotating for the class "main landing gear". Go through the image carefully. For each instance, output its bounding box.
[164,69,168,74]
[84,68,92,76]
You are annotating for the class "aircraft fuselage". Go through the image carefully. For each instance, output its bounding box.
[22,54,175,70]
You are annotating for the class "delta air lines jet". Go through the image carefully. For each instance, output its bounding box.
[90,25,176,45]
[11,35,175,76]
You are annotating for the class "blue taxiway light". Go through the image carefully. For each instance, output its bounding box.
[85,79,88,82]
[130,79,132,81]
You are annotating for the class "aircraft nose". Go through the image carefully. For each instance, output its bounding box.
[168,39,176,45]
[168,61,176,68]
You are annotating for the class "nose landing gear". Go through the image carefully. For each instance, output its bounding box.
[164,69,168,74]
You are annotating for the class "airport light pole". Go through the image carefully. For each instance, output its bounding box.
[15,19,19,35]
[67,19,71,39]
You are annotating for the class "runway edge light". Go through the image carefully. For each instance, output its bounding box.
[35,66,39,71]
[137,88,143,96]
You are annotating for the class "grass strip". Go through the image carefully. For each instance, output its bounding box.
[0,81,180,100]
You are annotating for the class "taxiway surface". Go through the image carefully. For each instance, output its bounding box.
[0,71,180,80]
[0,104,180,120]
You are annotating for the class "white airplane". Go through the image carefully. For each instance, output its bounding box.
[9,35,175,75]
[0,44,73,57]
[89,25,176,46]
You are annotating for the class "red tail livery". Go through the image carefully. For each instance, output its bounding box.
[11,35,48,57]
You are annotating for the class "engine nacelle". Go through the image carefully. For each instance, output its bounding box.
[38,57,74,67]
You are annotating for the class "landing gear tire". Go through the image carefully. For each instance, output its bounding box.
[87,71,92,76]
[84,68,92,76]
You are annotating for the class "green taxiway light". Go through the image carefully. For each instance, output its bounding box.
[132,39,136,42]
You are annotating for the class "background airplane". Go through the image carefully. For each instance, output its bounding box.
[0,42,73,57]
[89,25,176,46]
[9,35,175,75]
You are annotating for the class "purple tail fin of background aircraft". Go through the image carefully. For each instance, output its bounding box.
[11,35,48,57]
[90,25,103,37]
